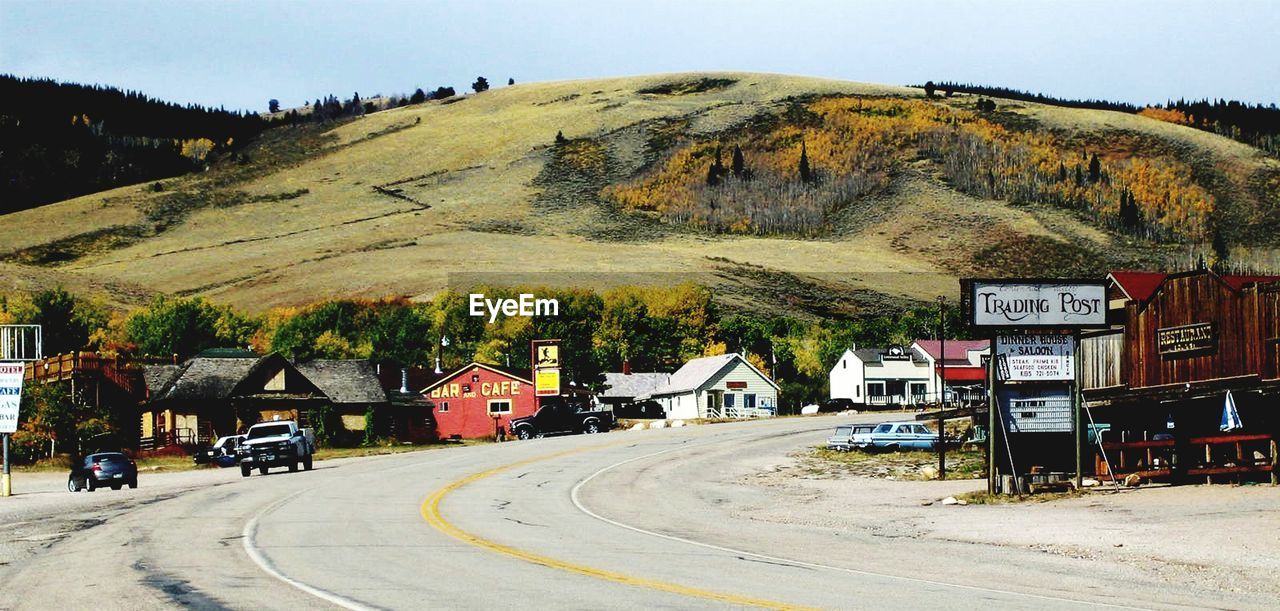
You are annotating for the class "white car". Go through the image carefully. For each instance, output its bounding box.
[827,424,874,451]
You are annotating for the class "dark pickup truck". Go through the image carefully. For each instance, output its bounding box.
[509,399,613,440]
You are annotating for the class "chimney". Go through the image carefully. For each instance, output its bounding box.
[400,368,409,394]
[622,360,631,375]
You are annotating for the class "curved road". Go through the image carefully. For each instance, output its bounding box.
[0,417,1267,609]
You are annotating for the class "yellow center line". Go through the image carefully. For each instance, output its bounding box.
[420,443,814,610]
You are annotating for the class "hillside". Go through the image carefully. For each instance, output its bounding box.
[1,72,1277,317]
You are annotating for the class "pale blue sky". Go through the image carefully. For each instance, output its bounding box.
[2,0,1277,112]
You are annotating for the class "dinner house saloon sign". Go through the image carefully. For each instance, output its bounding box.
[969,281,1107,328]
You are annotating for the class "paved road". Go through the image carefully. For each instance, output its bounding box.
[0,416,1270,610]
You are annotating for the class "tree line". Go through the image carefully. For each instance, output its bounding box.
[920,80,1280,156]
[1,285,967,460]
[0,75,274,214]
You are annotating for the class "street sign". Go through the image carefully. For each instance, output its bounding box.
[970,281,1106,328]
[995,334,1075,381]
[0,362,23,434]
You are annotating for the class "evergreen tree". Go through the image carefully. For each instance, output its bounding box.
[706,147,725,186]
[472,77,490,93]
[268,99,280,113]
[1057,161,1067,183]
[555,130,567,144]
[410,88,427,104]
[1088,152,1101,183]
[798,140,813,184]
[1212,227,1230,267]
[508,77,515,85]
[731,144,745,178]
[1074,165,1084,186]
[924,81,936,98]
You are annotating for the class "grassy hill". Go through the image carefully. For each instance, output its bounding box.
[1,72,1277,317]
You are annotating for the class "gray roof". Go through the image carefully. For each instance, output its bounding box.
[600,372,670,399]
[295,360,387,404]
[849,346,928,365]
[146,357,262,403]
[644,353,777,398]
[142,364,181,397]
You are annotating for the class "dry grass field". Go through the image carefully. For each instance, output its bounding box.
[1,72,1275,315]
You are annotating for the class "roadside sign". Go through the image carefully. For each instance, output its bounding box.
[0,362,23,434]
[995,334,1075,381]
[535,369,560,397]
[969,281,1106,328]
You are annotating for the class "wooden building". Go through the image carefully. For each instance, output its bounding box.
[1082,269,1280,483]
[643,353,778,420]
[141,353,399,449]
[421,362,536,440]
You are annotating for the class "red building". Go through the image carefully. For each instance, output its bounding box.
[421,362,536,439]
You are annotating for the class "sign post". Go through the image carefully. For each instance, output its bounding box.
[531,339,562,414]
[1,361,26,497]
[965,280,1106,495]
[2,324,41,498]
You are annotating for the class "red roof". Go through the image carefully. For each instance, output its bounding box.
[941,368,987,382]
[1107,271,1166,302]
[913,340,989,362]
[1110,270,1280,303]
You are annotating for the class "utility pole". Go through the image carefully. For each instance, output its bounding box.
[937,296,946,481]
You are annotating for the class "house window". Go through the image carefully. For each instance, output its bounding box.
[909,382,927,400]
[724,393,736,408]
[744,394,757,408]
[842,359,846,369]
[471,374,480,383]
[438,401,449,413]
[488,400,512,414]
[855,385,860,398]
[867,382,885,396]
[462,383,472,393]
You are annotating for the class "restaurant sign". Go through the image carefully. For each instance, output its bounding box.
[970,281,1107,328]
[995,334,1074,381]
[1157,322,1216,358]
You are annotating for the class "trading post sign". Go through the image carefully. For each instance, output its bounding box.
[969,281,1107,328]
[996,334,1074,381]
[0,362,23,434]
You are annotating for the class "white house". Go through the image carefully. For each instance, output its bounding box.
[829,344,934,406]
[641,353,779,420]
[830,341,991,406]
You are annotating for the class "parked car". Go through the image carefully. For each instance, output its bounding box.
[820,398,857,413]
[194,434,245,467]
[509,398,614,440]
[68,452,138,492]
[853,422,940,451]
[826,424,874,451]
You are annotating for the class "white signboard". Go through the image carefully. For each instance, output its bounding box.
[0,362,24,434]
[971,282,1106,327]
[996,335,1074,381]
[1000,388,1073,433]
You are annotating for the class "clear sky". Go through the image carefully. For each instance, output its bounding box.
[3,0,1277,113]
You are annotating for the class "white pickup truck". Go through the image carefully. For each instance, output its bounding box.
[239,420,316,476]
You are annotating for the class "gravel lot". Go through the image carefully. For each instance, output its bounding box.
[746,446,1280,597]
